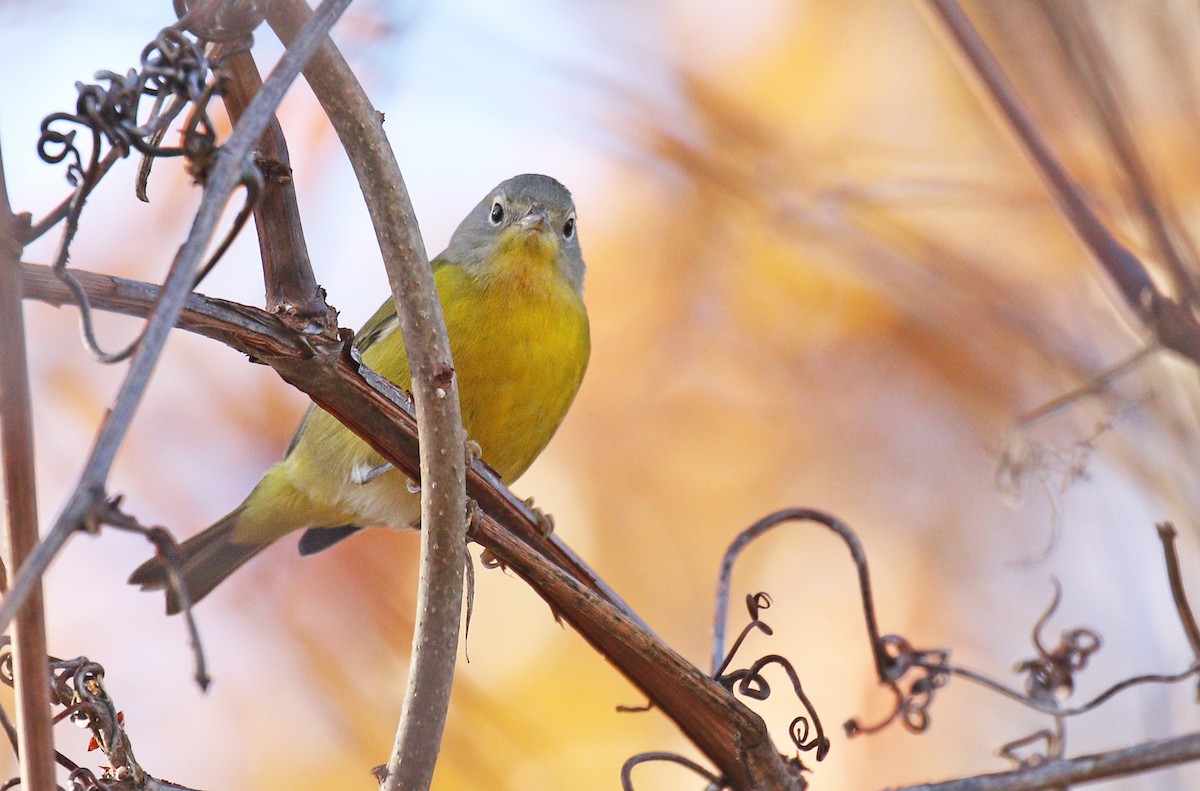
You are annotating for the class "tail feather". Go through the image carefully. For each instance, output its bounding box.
[297,525,362,556]
[129,509,268,615]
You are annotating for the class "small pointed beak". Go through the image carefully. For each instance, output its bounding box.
[517,205,550,233]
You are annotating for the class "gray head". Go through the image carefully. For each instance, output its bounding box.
[440,174,585,292]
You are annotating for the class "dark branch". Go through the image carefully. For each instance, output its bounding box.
[1156,523,1200,661]
[218,44,334,324]
[92,501,210,690]
[621,752,724,790]
[925,0,1200,366]
[19,261,803,791]
[885,730,1200,791]
[265,2,468,788]
[712,509,888,683]
[0,137,57,791]
[0,0,356,654]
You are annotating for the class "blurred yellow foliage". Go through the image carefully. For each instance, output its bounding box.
[8,1,1200,789]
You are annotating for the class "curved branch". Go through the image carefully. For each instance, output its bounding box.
[711,509,888,683]
[20,261,803,791]
[265,2,468,787]
[0,0,356,643]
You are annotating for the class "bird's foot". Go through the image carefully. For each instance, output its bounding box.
[523,497,555,538]
[350,461,393,485]
[480,547,504,570]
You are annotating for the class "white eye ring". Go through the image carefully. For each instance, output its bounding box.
[489,200,505,226]
[562,214,576,239]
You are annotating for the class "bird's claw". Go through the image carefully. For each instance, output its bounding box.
[523,497,555,538]
[480,548,505,570]
[350,461,393,485]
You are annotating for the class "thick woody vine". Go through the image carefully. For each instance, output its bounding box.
[1,2,1199,791]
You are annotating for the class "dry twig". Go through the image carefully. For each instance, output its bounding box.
[0,136,57,791]
[217,43,334,324]
[925,0,1200,365]
[885,730,1200,791]
[265,2,469,787]
[1157,523,1200,663]
[0,0,355,646]
[0,642,208,791]
[19,261,805,791]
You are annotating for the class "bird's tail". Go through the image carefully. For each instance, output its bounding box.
[128,508,269,615]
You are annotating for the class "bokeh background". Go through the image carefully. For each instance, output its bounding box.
[3,1,1200,789]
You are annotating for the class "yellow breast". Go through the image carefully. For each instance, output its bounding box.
[238,245,589,542]
[366,251,590,483]
[443,260,588,480]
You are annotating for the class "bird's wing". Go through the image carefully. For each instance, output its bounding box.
[353,257,452,352]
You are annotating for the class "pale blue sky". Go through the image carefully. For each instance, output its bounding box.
[0,0,664,319]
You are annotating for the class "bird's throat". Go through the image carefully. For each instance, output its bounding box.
[491,230,563,293]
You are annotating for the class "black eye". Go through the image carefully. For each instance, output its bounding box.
[562,216,575,239]
[489,201,504,225]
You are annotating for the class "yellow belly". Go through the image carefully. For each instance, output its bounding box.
[441,268,590,480]
[238,260,590,539]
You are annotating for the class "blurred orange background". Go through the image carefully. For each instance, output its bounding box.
[2,1,1200,789]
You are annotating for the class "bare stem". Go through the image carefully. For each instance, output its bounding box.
[924,0,1200,365]
[1156,523,1200,660]
[1037,4,1200,304]
[218,45,334,323]
[0,140,56,791]
[914,657,1200,719]
[267,3,467,788]
[712,509,888,683]
[96,502,210,689]
[884,730,1200,791]
[19,262,802,791]
[0,0,357,641]
[1013,345,1155,429]
[621,752,723,790]
[468,512,803,791]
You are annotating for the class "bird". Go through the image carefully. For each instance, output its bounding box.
[130,174,590,613]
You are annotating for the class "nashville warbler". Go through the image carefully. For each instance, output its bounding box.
[130,174,590,613]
